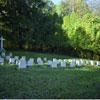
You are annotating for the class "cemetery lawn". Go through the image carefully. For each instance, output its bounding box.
[0,51,100,99]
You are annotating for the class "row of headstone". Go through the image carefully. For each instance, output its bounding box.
[1,52,100,69]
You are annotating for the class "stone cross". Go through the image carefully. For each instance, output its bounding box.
[0,36,5,52]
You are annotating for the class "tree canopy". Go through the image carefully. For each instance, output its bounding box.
[0,0,100,60]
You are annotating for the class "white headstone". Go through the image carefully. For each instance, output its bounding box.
[15,56,19,60]
[38,60,43,66]
[9,58,15,64]
[37,57,41,63]
[61,61,66,68]
[51,62,57,68]
[97,61,100,66]
[64,59,67,63]
[90,61,95,66]
[53,58,57,63]
[77,61,82,67]
[16,60,19,65]
[0,36,5,52]
[80,59,84,65]
[6,56,10,61]
[70,61,75,68]
[9,53,13,57]
[27,58,34,67]
[86,61,89,65]
[43,57,47,62]
[18,60,26,69]
[1,52,5,57]
[0,58,4,65]
[48,60,52,66]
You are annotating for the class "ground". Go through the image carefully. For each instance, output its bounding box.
[0,51,100,99]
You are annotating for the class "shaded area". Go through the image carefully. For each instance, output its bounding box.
[0,65,100,99]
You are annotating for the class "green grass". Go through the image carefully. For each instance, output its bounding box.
[0,51,100,99]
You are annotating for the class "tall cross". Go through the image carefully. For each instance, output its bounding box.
[0,36,5,52]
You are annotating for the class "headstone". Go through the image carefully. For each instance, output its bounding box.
[70,61,75,68]
[43,57,47,62]
[53,58,57,63]
[76,60,79,64]
[9,58,15,64]
[6,56,10,61]
[64,59,67,63]
[73,59,76,62]
[27,58,34,67]
[48,60,52,66]
[0,58,4,65]
[16,60,19,65]
[38,60,43,66]
[18,60,26,69]
[77,61,82,67]
[80,59,84,65]
[0,36,5,52]
[61,61,66,68]
[15,56,19,60]
[9,53,13,57]
[51,62,57,68]
[1,52,5,57]
[69,59,72,63]
[97,61,100,66]
[37,57,41,63]
[90,61,95,66]
[86,60,89,65]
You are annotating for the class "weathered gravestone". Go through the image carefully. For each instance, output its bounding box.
[90,61,95,66]
[9,53,13,57]
[48,60,52,66]
[6,56,10,61]
[80,59,84,65]
[51,62,57,68]
[77,60,82,67]
[0,36,5,52]
[64,59,67,63]
[1,52,5,57]
[38,60,43,66]
[15,56,19,60]
[9,58,15,64]
[53,58,57,63]
[18,59,26,69]
[37,57,41,63]
[27,58,34,67]
[61,61,66,69]
[70,61,75,68]
[97,61,100,66]
[0,58,4,65]
[43,57,47,62]
[86,60,89,65]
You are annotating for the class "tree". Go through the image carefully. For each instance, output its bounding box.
[58,0,90,17]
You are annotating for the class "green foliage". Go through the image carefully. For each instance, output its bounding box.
[62,12,100,59]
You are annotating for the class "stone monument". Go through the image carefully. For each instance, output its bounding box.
[0,36,5,52]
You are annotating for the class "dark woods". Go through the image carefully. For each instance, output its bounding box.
[0,0,100,60]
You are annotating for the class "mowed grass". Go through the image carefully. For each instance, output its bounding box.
[0,51,100,99]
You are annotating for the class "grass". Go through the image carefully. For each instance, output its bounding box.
[0,51,100,99]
